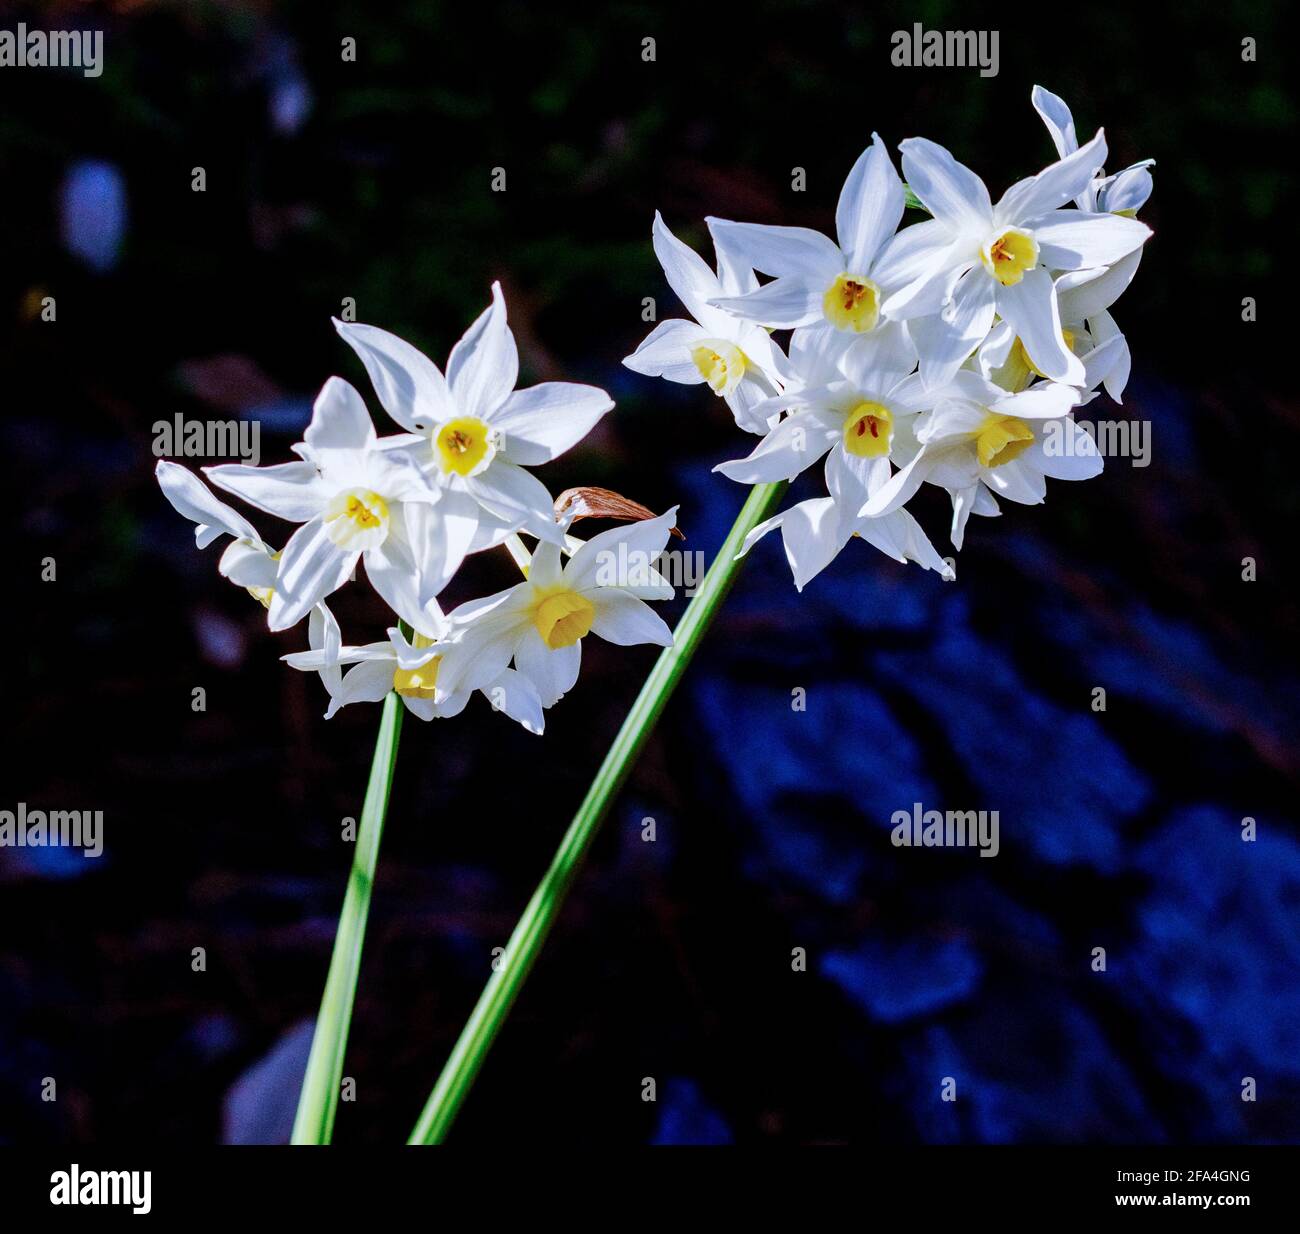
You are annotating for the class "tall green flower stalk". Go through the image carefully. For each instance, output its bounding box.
[291,689,405,1145]
[408,479,788,1144]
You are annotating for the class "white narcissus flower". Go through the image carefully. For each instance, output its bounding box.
[737,432,954,590]
[885,131,1151,389]
[978,253,1139,403]
[155,460,280,606]
[714,322,929,500]
[1032,85,1154,217]
[434,510,679,709]
[283,606,545,732]
[862,373,1093,549]
[335,281,611,548]
[206,376,446,633]
[705,133,916,336]
[621,213,790,434]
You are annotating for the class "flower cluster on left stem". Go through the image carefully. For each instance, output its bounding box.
[157,283,678,736]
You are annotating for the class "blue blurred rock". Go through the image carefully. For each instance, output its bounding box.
[871,622,1152,871]
[821,935,983,1024]
[650,1076,733,1145]
[59,159,127,273]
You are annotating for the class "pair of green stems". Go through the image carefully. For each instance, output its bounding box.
[290,480,787,1144]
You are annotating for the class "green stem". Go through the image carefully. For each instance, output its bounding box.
[291,689,405,1144]
[408,480,788,1144]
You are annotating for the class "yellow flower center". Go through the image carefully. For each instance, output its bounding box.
[1015,329,1076,381]
[435,416,493,477]
[822,273,881,332]
[532,588,595,650]
[246,586,274,609]
[842,401,893,458]
[973,414,1035,467]
[981,227,1039,287]
[691,340,748,395]
[323,488,390,548]
[393,635,441,700]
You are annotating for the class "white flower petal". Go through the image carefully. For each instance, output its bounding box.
[325,659,397,718]
[269,516,358,631]
[949,483,981,550]
[838,319,918,392]
[303,376,376,461]
[1031,85,1078,160]
[1089,309,1132,401]
[1057,249,1141,322]
[651,211,723,323]
[859,445,936,518]
[993,381,1081,419]
[996,268,1086,385]
[857,508,955,579]
[898,137,993,236]
[772,497,854,591]
[622,317,708,384]
[713,411,838,484]
[479,668,545,735]
[881,247,976,321]
[333,319,453,431]
[710,276,825,330]
[1099,165,1153,215]
[493,382,612,466]
[362,526,427,630]
[218,539,277,589]
[156,460,265,548]
[589,589,674,647]
[996,129,1107,222]
[705,217,844,282]
[565,507,679,595]
[513,631,581,708]
[465,459,561,543]
[205,460,328,523]
[872,218,954,297]
[446,281,519,420]
[836,133,906,273]
[1030,417,1105,480]
[909,270,997,388]
[436,607,525,699]
[1028,211,1151,271]
[706,217,761,297]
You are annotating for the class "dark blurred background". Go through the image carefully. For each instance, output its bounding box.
[2,0,1297,1144]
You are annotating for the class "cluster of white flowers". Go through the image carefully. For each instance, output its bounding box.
[158,86,1152,731]
[157,283,677,735]
[625,85,1153,586]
